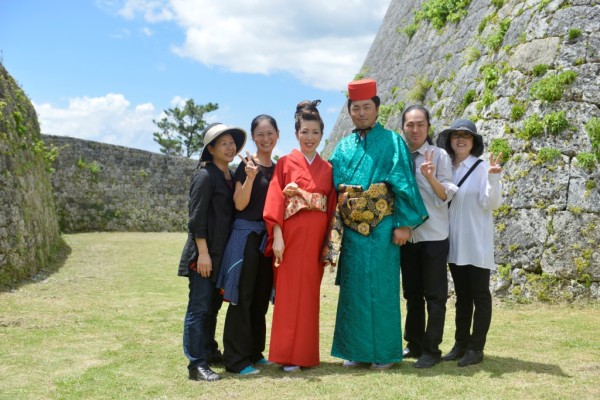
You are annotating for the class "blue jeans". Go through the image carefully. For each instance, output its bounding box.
[183,271,223,370]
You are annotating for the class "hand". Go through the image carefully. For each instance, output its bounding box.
[273,235,285,267]
[238,151,259,180]
[197,253,212,278]
[489,152,503,174]
[283,182,299,196]
[393,227,411,246]
[419,149,436,179]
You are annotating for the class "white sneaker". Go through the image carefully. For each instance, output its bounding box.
[283,365,301,372]
[371,362,393,370]
[342,360,361,368]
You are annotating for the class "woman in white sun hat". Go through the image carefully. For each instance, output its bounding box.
[178,123,246,382]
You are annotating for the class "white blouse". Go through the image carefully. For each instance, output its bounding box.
[410,142,458,243]
[448,155,503,270]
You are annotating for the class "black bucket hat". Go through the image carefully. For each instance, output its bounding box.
[436,118,484,157]
[200,123,247,162]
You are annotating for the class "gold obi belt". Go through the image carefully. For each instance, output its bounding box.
[284,188,328,220]
[321,182,394,268]
[338,182,394,236]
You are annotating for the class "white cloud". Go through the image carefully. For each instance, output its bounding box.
[115,0,391,90]
[34,93,160,152]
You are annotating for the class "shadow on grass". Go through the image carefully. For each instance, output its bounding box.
[0,235,71,293]
[394,356,570,378]
[235,357,570,381]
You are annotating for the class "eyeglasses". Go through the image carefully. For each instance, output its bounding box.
[450,132,473,139]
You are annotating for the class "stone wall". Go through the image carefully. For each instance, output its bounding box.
[0,65,63,288]
[323,0,600,301]
[43,135,197,233]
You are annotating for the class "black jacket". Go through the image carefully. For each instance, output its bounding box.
[178,163,234,281]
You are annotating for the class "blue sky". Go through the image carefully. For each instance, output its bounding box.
[1,0,391,158]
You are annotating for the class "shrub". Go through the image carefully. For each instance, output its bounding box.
[487,18,511,51]
[568,28,582,41]
[480,64,499,89]
[536,147,562,164]
[489,138,512,163]
[518,114,544,139]
[407,76,432,102]
[401,22,419,40]
[539,0,551,10]
[584,117,600,161]
[530,71,577,101]
[510,103,526,121]
[491,0,505,9]
[463,90,477,105]
[532,64,549,77]
[478,14,494,34]
[480,89,496,107]
[415,0,473,31]
[544,111,569,135]
[575,152,596,170]
[464,46,481,65]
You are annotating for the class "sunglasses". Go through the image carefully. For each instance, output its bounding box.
[450,132,473,139]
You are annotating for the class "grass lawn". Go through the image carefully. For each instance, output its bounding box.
[1,232,599,400]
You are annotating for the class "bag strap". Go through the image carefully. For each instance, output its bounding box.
[449,159,483,208]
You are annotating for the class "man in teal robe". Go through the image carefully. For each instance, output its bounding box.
[329,79,428,367]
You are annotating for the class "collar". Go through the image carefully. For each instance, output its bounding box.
[352,123,377,138]
[413,141,430,155]
[456,154,479,168]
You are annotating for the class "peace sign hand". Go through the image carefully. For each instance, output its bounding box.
[419,149,436,179]
[489,152,503,174]
[238,151,259,180]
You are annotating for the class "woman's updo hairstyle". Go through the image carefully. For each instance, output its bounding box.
[294,100,324,133]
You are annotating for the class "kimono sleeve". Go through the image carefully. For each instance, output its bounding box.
[263,158,286,256]
[188,169,213,239]
[386,134,429,228]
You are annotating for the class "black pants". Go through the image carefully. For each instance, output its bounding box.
[449,263,492,352]
[222,233,274,372]
[401,239,449,356]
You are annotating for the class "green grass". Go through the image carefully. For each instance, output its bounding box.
[1,233,600,400]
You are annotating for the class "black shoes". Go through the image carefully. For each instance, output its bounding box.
[402,347,421,359]
[413,353,441,369]
[207,350,223,365]
[441,345,466,361]
[458,350,484,367]
[189,365,221,382]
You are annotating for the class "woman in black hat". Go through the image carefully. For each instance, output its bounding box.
[178,123,246,382]
[436,118,503,367]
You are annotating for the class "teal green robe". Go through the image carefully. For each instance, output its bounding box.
[329,123,428,363]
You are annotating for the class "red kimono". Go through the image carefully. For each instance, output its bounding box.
[263,149,336,367]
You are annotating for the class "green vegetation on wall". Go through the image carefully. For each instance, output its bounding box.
[401,0,472,38]
[584,117,600,161]
[530,71,577,102]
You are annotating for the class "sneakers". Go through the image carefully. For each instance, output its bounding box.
[283,365,301,372]
[342,360,362,368]
[371,362,393,370]
[239,365,260,375]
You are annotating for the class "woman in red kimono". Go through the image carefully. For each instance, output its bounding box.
[263,100,336,372]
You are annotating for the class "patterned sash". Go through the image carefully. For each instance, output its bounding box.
[321,182,394,267]
[284,188,327,220]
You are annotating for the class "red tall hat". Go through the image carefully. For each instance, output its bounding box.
[348,79,377,101]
